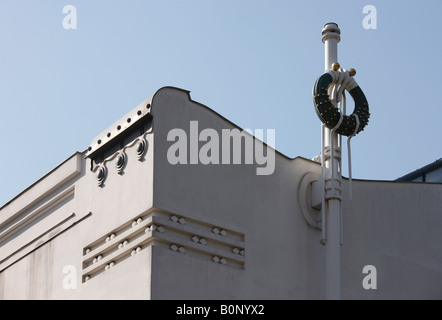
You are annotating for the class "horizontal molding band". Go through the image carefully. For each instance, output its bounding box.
[81,210,246,282]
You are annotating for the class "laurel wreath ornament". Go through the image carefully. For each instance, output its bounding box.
[313,63,370,136]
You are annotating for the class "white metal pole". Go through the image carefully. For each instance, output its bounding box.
[321,22,342,300]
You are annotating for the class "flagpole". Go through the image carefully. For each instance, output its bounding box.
[321,22,342,300]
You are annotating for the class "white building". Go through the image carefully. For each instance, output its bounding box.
[1,85,441,300]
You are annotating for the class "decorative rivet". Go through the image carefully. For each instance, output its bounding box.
[170,215,178,222]
[232,247,240,254]
[84,276,90,282]
[132,221,138,228]
[137,110,142,116]
[212,227,220,235]
[212,256,220,263]
[220,230,227,237]
[199,238,207,245]
[157,226,165,233]
[85,248,91,255]
[136,247,142,253]
[178,247,186,254]
[220,258,227,265]
[170,244,178,251]
[150,224,157,231]
[136,217,143,224]
[146,103,151,109]
[178,217,186,224]
[191,235,199,243]
[239,249,245,256]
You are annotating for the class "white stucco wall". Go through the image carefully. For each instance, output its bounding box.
[150,88,324,299]
[341,179,442,299]
[0,97,155,299]
[1,87,441,299]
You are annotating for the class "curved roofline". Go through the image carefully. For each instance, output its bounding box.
[151,86,304,162]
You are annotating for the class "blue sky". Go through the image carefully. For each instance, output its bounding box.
[1,0,441,206]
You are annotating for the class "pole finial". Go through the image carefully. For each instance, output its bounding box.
[322,22,341,43]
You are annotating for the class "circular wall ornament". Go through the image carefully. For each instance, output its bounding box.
[115,152,126,174]
[136,139,147,160]
[298,171,322,230]
[96,165,107,187]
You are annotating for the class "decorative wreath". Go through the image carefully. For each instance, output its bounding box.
[313,64,370,136]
